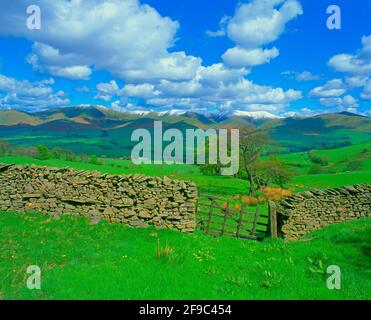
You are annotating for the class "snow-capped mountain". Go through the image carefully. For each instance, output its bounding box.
[231,110,282,119]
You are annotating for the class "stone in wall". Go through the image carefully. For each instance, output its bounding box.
[0,163,198,232]
[276,184,371,240]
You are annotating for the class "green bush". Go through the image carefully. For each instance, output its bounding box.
[200,164,220,176]
[36,144,51,160]
[309,165,325,175]
[89,155,101,165]
[345,160,363,172]
[308,150,329,166]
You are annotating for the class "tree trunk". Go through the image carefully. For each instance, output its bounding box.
[246,168,255,196]
[243,150,256,196]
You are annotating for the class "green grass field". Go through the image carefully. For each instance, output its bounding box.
[275,141,371,175]
[0,212,370,300]
[0,142,370,300]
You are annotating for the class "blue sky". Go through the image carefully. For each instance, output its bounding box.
[0,0,370,116]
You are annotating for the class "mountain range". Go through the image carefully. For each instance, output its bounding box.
[0,106,370,157]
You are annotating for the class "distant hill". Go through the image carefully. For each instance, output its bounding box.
[0,110,40,126]
[261,112,371,151]
[0,106,370,156]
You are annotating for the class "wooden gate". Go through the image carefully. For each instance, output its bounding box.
[196,194,269,240]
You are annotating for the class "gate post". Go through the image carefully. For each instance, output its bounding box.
[268,201,278,238]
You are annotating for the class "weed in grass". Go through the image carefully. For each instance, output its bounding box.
[286,256,293,265]
[307,257,327,276]
[155,239,174,261]
[260,271,283,289]
[218,286,235,296]
[224,276,251,288]
[193,248,215,262]
[204,267,220,276]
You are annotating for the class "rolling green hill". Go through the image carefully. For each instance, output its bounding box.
[276,140,371,175]
[262,112,371,151]
[0,110,40,126]
[0,107,370,157]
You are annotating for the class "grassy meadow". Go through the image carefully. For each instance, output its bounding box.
[0,136,370,300]
[0,212,370,300]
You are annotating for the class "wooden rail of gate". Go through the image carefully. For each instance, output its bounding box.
[196,194,269,240]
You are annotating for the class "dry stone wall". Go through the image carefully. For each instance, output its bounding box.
[0,163,198,232]
[276,184,371,240]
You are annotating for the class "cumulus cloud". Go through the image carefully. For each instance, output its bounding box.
[223,47,279,68]
[281,107,319,117]
[48,66,92,80]
[227,0,303,48]
[220,0,302,68]
[0,0,303,114]
[345,75,369,88]
[361,79,371,100]
[328,35,371,76]
[0,73,69,111]
[95,80,120,102]
[120,63,302,113]
[0,0,201,82]
[319,95,358,109]
[342,95,359,108]
[205,16,229,38]
[309,79,347,98]
[122,83,160,99]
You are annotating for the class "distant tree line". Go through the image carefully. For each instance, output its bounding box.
[0,140,103,165]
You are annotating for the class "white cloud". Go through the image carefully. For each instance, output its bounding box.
[226,0,303,49]
[0,74,69,111]
[48,66,92,80]
[220,0,302,70]
[328,35,371,76]
[205,16,229,38]
[361,79,371,100]
[282,70,321,82]
[342,95,359,108]
[319,95,358,108]
[281,107,319,117]
[122,83,160,99]
[0,0,303,115]
[75,86,90,93]
[324,36,371,109]
[199,63,249,87]
[319,97,342,107]
[222,47,279,68]
[0,0,200,82]
[205,29,226,37]
[309,79,347,98]
[122,52,201,83]
[95,80,120,102]
[121,65,302,113]
[345,75,369,88]
[296,71,320,81]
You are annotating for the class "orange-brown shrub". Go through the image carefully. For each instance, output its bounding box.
[262,187,292,201]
